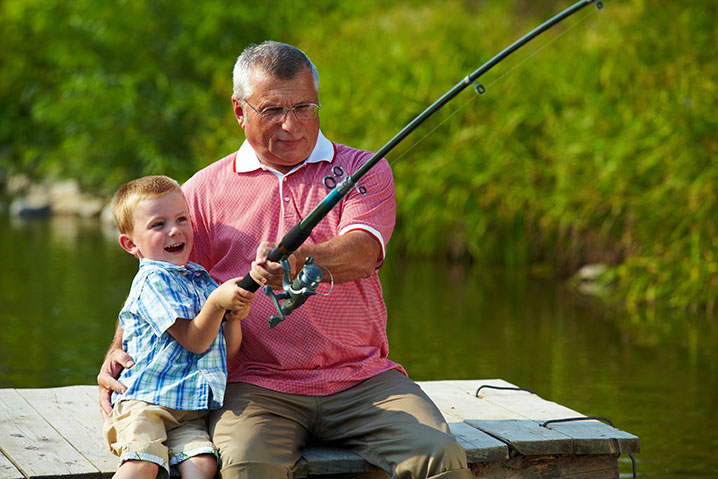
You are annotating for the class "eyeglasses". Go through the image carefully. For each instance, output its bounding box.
[244,100,321,122]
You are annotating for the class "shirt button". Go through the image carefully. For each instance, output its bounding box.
[284,196,290,202]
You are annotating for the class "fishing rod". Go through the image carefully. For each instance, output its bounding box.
[237,0,604,326]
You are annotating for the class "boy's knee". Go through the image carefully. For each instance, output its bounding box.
[116,459,161,479]
[177,453,218,478]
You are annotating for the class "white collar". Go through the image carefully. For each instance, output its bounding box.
[233,129,334,176]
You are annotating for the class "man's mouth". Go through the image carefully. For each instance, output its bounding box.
[165,242,185,253]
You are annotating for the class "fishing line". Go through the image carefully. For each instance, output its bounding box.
[313,259,334,297]
[236,0,604,327]
[386,5,602,169]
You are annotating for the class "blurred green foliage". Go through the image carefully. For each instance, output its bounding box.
[1,0,716,312]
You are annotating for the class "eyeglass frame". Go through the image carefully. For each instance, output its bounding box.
[244,100,321,122]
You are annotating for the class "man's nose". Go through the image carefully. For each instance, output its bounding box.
[280,109,302,129]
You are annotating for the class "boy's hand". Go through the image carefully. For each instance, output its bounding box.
[224,310,246,322]
[212,277,254,319]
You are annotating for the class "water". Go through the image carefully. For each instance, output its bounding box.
[0,213,716,477]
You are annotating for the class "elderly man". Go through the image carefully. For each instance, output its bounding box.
[99,40,470,479]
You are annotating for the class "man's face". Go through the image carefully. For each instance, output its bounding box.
[234,67,320,174]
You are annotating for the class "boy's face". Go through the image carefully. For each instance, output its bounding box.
[119,190,193,267]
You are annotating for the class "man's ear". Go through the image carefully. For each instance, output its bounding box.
[119,234,140,257]
[232,97,247,128]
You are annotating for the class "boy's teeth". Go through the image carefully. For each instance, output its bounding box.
[165,243,184,252]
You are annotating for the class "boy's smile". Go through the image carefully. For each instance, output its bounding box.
[120,190,194,267]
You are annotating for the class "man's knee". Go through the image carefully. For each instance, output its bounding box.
[218,462,292,479]
[211,410,302,478]
[425,429,468,468]
[397,428,469,478]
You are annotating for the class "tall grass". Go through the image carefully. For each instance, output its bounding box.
[307,0,717,312]
[1,0,715,312]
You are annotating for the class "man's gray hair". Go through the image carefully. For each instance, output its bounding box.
[232,41,320,101]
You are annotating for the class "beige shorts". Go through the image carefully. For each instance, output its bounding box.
[103,399,217,477]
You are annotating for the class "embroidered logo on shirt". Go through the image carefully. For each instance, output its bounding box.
[322,166,367,195]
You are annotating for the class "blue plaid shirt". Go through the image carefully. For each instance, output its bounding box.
[111,259,227,410]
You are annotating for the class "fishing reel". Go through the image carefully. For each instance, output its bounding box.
[264,256,323,328]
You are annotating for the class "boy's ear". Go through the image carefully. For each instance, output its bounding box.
[119,234,140,256]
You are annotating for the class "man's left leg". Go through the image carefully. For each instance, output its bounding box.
[319,370,472,479]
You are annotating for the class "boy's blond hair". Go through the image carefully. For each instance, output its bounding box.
[112,175,183,235]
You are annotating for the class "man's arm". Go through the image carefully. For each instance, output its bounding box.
[252,230,381,290]
[97,321,134,420]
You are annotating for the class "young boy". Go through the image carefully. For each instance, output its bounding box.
[103,175,254,479]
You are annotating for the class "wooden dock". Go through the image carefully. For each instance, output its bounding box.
[0,379,639,478]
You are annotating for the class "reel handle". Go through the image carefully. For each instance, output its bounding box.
[265,257,323,328]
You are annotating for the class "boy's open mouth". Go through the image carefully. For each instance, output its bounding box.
[165,242,185,253]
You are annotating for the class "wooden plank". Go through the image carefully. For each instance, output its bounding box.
[301,446,378,476]
[469,453,619,479]
[420,379,537,420]
[538,419,639,455]
[0,389,99,479]
[441,380,640,455]
[419,380,574,456]
[448,421,508,463]
[427,384,510,463]
[0,382,638,479]
[0,451,24,479]
[17,386,117,477]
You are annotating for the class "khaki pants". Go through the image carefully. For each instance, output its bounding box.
[209,370,471,479]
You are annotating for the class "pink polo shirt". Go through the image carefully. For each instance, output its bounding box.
[183,130,405,395]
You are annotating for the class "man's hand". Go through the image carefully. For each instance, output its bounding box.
[251,241,293,291]
[250,232,381,289]
[97,349,134,420]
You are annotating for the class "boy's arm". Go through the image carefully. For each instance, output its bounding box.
[97,321,135,420]
[167,278,253,354]
[222,317,243,359]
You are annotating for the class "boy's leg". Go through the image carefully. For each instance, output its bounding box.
[103,400,171,477]
[165,410,218,479]
[208,382,313,479]
[112,460,160,479]
[320,370,472,479]
[175,453,217,479]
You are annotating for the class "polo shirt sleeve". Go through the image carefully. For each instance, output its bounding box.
[130,270,197,337]
[338,157,396,265]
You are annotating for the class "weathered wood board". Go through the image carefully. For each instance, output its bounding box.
[421,379,640,456]
[16,386,117,474]
[0,389,100,478]
[0,450,24,479]
[0,380,639,479]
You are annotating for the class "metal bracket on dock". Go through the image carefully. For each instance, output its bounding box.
[475,384,536,398]
[540,416,637,479]
[541,415,615,428]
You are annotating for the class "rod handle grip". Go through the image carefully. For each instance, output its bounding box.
[235,244,285,293]
[236,273,261,293]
